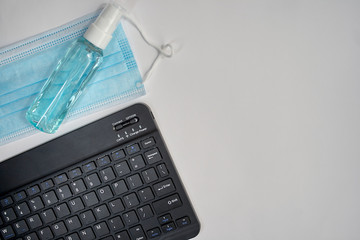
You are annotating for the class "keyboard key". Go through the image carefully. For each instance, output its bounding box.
[114,161,130,177]
[142,168,158,183]
[0,197,13,207]
[108,199,125,214]
[114,231,130,240]
[68,168,82,179]
[15,202,31,217]
[129,155,145,170]
[40,179,54,191]
[100,167,116,182]
[157,164,169,177]
[52,221,67,237]
[14,191,27,202]
[25,232,39,240]
[138,187,154,202]
[94,205,110,219]
[70,179,87,195]
[14,220,29,235]
[83,192,99,207]
[126,144,140,155]
[65,216,82,231]
[161,222,176,233]
[43,191,58,206]
[79,211,96,225]
[129,226,146,240]
[98,186,114,201]
[122,211,138,226]
[29,197,45,211]
[69,197,85,213]
[94,222,109,237]
[27,214,43,229]
[1,225,15,240]
[27,185,40,196]
[126,174,143,190]
[40,209,56,224]
[96,156,111,167]
[55,174,68,185]
[112,180,128,195]
[83,162,96,173]
[141,137,155,148]
[137,205,153,220]
[38,227,53,240]
[158,214,172,224]
[85,174,101,188]
[153,194,182,214]
[123,193,139,208]
[111,150,125,161]
[57,185,72,200]
[144,148,162,165]
[108,216,124,231]
[66,233,80,240]
[147,227,161,239]
[153,179,176,196]
[176,216,191,227]
[55,203,70,218]
[79,227,95,240]
[1,208,16,222]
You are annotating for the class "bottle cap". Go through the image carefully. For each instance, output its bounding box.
[84,3,123,49]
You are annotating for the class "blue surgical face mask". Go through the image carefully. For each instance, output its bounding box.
[0,10,172,146]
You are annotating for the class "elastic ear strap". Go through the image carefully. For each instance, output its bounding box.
[122,14,173,82]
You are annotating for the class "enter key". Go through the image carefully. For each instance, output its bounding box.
[153,179,176,196]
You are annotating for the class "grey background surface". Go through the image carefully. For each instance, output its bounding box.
[1,0,360,239]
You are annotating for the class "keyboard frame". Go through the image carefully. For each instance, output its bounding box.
[0,103,200,240]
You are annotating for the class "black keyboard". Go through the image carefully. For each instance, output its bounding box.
[0,104,200,240]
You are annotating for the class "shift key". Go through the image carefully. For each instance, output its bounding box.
[153,194,182,214]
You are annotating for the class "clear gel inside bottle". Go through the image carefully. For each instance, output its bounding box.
[26,3,123,133]
[26,37,103,133]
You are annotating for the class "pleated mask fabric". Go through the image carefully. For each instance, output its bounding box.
[0,11,145,145]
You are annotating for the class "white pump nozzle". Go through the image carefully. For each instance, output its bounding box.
[84,3,124,49]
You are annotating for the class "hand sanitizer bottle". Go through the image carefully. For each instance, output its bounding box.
[26,4,123,133]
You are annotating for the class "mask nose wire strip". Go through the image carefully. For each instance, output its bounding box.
[122,14,173,82]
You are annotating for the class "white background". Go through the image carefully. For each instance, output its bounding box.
[1,0,360,239]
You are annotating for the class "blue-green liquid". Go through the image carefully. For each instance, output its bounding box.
[26,37,103,133]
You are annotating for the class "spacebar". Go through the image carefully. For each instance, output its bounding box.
[153,194,182,214]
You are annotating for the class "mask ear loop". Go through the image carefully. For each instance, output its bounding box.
[121,14,173,82]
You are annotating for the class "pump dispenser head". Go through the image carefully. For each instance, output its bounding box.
[84,3,124,49]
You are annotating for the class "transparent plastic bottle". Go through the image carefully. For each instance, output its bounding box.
[26,37,103,133]
[26,3,123,133]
